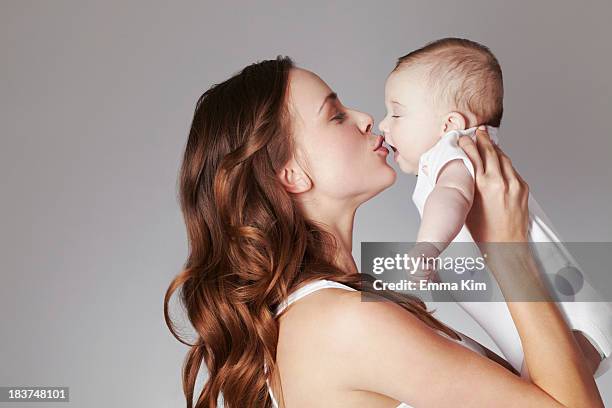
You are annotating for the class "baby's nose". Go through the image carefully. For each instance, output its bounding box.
[378,120,387,134]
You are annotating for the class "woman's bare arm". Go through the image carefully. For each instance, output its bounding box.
[459,127,602,406]
[325,291,559,407]
[322,248,600,407]
[322,127,602,407]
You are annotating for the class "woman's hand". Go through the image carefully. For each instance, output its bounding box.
[458,126,604,407]
[458,126,530,243]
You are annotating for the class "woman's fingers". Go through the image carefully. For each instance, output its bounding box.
[494,145,513,182]
[494,145,527,192]
[496,146,527,189]
[462,128,531,243]
[458,135,484,176]
[494,145,530,208]
[474,126,501,177]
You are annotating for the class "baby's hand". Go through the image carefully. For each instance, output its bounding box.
[405,242,442,284]
[406,260,439,285]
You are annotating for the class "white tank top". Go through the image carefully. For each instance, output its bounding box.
[265,279,488,408]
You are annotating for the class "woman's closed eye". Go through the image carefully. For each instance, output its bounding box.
[331,111,347,123]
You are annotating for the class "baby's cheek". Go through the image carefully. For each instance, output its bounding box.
[397,136,414,157]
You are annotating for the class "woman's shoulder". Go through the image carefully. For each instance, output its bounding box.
[274,287,413,405]
[276,285,427,367]
[275,286,451,396]
[277,284,362,340]
[273,286,361,394]
[277,280,397,329]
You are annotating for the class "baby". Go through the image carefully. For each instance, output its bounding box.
[380,37,504,253]
[379,38,612,376]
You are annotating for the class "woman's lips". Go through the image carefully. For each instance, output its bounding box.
[375,146,389,156]
[372,135,385,151]
[373,135,398,157]
[373,135,389,156]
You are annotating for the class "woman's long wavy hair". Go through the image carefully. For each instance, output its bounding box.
[164,56,461,407]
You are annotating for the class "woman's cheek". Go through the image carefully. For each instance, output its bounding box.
[327,138,357,171]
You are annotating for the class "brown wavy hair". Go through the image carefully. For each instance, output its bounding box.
[164,56,460,407]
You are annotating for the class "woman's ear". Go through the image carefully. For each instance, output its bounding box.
[277,157,312,194]
[442,111,467,132]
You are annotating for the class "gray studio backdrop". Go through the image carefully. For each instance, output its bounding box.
[1,1,611,406]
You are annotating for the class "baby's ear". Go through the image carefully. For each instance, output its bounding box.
[442,112,467,132]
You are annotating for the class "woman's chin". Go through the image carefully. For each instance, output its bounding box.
[354,165,397,204]
[373,166,398,193]
[386,166,398,185]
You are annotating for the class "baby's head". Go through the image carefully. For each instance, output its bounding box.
[380,37,503,174]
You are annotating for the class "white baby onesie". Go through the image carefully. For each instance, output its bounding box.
[412,126,612,377]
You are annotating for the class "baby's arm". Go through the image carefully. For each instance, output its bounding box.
[417,159,474,254]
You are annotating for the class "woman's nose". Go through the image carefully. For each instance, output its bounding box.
[357,111,374,134]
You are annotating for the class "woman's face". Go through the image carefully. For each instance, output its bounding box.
[286,68,396,205]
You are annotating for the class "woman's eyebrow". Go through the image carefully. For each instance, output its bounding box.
[317,92,337,115]
[391,100,405,107]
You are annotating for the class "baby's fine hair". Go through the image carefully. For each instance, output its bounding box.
[395,37,503,127]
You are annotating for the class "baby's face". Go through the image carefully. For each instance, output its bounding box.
[379,68,446,174]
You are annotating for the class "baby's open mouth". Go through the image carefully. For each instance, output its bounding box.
[385,138,397,152]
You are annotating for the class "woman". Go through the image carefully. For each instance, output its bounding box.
[164,56,603,407]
